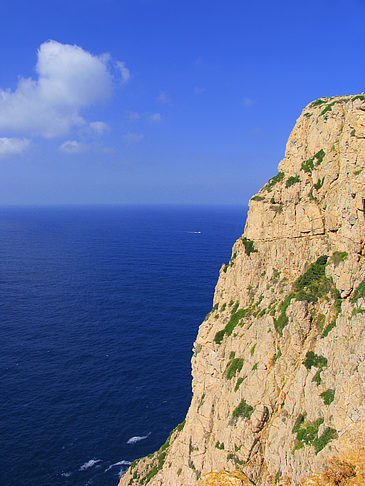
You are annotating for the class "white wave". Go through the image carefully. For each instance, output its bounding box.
[118,465,130,479]
[61,472,72,477]
[104,460,132,472]
[79,459,101,471]
[186,231,201,234]
[126,432,151,444]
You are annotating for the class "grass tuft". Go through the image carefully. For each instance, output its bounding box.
[286,175,300,188]
[265,171,285,191]
[320,389,335,405]
[241,237,258,256]
[232,398,254,420]
[225,358,244,380]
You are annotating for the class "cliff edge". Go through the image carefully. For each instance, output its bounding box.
[118,94,365,486]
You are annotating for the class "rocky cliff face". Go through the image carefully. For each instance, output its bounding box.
[118,94,365,486]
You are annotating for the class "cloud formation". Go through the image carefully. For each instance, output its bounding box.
[116,61,130,84]
[89,121,109,135]
[0,40,128,138]
[59,140,88,153]
[0,137,30,156]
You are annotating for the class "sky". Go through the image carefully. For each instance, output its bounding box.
[0,0,364,205]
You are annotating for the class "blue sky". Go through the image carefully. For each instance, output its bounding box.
[0,0,364,205]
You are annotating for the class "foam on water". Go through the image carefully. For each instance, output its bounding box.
[126,432,151,445]
[104,460,132,473]
[79,459,101,471]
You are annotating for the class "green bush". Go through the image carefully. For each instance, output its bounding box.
[232,398,254,420]
[312,369,323,385]
[352,94,365,102]
[294,256,330,302]
[303,351,328,370]
[214,306,249,344]
[292,415,329,453]
[303,351,327,386]
[314,177,325,190]
[351,278,365,302]
[320,389,335,405]
[286,175,300,188]
[301,149,325,173]
[241,237,258,256]
[319,98,348,116]
[225,308,249,336]
[229,252,237,267]
[274,292,294,335]
[214,330,225,344]
[265,171,285,191]
[313,428,338,454]
[310,98,327,108]
[225,358,244,380]
[234,376,246,392]
[321,320,337,338]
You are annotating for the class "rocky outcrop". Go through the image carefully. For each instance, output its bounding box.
[118,94,365,486]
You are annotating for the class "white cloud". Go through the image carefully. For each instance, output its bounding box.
[148,113,161,123]
[116,61,130,84]
[243,97,255,107]
[157,91,169,103]
[0,40,128,138]
[0,137,30,156]
[89,121,109,134]
[123,132,144,143]
[59,140,88,153]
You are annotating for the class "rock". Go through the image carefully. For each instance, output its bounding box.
[118,93,365,486]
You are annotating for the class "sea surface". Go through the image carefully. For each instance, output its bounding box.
[0,205,246,486]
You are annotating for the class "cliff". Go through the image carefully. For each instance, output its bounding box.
[118,94,365,486]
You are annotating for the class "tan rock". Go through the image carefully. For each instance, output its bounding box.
[118,94,365,486]
[198,470,254,486]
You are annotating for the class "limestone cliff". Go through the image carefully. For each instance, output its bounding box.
[118,94,365,486]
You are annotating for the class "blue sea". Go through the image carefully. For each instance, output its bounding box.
[0,205,246,486]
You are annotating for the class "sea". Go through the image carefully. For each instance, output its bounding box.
[0,205,246,486]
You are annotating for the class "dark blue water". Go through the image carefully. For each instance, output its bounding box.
[0,205,245,486]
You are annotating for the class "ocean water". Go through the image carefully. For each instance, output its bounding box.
[0,205,246,486]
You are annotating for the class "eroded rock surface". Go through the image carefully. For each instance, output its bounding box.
[118,94,365,486]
